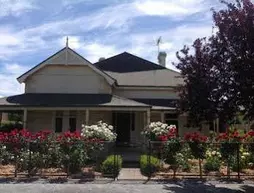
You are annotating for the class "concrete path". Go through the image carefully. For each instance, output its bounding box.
[118,168,146,180]
[0,182,254,193]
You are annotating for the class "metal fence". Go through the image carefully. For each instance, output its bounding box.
[0,141,120,180]
[145,141,254,180]
[1,140,254,181]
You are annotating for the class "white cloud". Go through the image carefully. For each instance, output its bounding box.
[0,0,219,96]
[0,63,28,96]
[127,24,213,70]
[135,0,205,17]
[0,0,36,18]
[81,42,118,62]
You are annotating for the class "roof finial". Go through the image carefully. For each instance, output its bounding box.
[66,36,69,48]
[156,36,162,54]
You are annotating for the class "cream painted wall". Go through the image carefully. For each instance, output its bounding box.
[113,88,179,99]
[89,110,112,125]
[27,110,87,132]
[27,110,54,132]
[25,65,112,94]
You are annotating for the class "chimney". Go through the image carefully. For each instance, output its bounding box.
[158,51,167,67]
[98,57,106,62]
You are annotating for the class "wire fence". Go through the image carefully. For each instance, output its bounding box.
[144,141,254,180]
[1,140,254,181]
[0,141,120,180]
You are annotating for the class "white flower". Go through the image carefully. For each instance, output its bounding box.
[81,121,116,141]
[212,151,217,156]
[243,152,250,156]
[2,146,6,149]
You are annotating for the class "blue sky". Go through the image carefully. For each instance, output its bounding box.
[0,0,223,97]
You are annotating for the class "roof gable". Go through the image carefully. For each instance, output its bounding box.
[94,52,166,73]
[17,47,115,85]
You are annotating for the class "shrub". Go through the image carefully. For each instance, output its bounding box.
[140,155,160,177]
[204,157,221,172]
[184,132,208,159]
[230,146,251,172]
[101,155,122,177]
[175,152,191,172]
[0,122,23,133]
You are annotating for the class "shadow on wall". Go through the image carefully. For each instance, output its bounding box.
[162,180,254,193]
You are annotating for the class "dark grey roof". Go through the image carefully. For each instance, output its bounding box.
[0,94,149,108]
[94,52,166,73]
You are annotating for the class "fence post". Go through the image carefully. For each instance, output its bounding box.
[237,143,240,179]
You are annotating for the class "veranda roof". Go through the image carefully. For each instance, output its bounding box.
[0,94,150,108]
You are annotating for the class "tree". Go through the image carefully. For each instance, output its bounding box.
[173,0,254,126]
[174,37,238,128]
[212,0,254,120]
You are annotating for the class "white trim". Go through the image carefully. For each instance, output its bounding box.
[17,47,115,85]
[114,86,177,91]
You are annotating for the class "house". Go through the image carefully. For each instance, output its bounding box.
[0,44,190,144]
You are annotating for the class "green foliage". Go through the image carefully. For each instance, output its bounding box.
[188,142,207,160]
[101,155,122,177]
[204,157,221,172]
[175,152,191,172]
[8,113,22,123]
[163,140,182,165]
[0,122,23,132]
[140,155,160,177]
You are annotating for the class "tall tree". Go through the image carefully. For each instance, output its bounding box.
[173,0,254,126]
[212,0,254,120]
[174,37,238,128]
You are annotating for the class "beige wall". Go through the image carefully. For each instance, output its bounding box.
[89,110,112,125]
[113,88,179,99]
[151,112,162,122]
[27,110,87,132]
[25,65,112,94]
[27,110,54,132]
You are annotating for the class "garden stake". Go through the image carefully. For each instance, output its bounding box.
[14,150,17,178]
[237,143,240,179]
[28,142,32,177]
[227,158,230,179]
[199,158,202,179]
[148,140,152,179]
[113,145,116,181]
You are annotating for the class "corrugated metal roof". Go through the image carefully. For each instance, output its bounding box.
[0,94,149,108]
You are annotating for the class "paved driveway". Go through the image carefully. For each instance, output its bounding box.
[0,182,254,193]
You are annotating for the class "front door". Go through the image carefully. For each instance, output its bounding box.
[113,112,134,145]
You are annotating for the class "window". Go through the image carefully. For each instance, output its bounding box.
[165,113,179,131]
[55,117,63,133]
[55,111,63,133]
[69,111,77,132]
[69,118,76,132]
